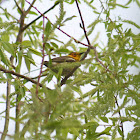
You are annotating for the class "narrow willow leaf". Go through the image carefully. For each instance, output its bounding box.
[100,127,111,135]
[69,128,79,137]
[118,126,123,136]
[24,55,30,72]
[108,3,129,8]
[125,0,132,6]
[29,11,38,15]
[83,0,96,9]
[54,48,69,53]
[80,87,99,98]
[21,40,32,47]
[45,20,52,37]
[69,0,75,4]
[29,48,42,57]
[62,15,76,24]
[0,49,10,66]
[100,116,108,123]
[123,20,140,29]
[50,42,59,49]
[24,55,36,66]
[1,34,9,42]
[136,0,140,7]
[1,42,15,56]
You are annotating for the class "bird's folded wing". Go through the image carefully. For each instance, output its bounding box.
[52,56,76,63]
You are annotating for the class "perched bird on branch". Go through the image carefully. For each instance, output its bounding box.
[43,52,84,76]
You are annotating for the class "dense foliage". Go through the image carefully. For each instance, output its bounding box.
[0,0,140,139]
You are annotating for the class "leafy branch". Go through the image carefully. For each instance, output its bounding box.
[0,66,46,88]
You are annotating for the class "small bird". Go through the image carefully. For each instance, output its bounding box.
[43,52,84,76]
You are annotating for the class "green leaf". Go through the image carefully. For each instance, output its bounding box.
[24,55,30,72]
[29,48,42,57]
[71,86,82,95]
[32,26,40,37]
[45,20,52,37]
[16,50,23,73]
[29,11,38,15]
[54,48,69,54]
[62,15,76,24]
[83,122,99,129]
[4,9,10,20]
[27,56,36,66]
[93,10,100,14]
[80,87,98,98]
[24,55,36,71]
[125,0,132,6]
[0,49,10,66]
[100,127,111,135]
[115,3,129,8]
[38,21,43,26]
[118,126,123,136]
[69,0,75,4]
[1,34,9,42]
[108,3,129,8]
[123,20,140,29]
[69,128,79,137]
[21,40,32,47]
[50,42,58,49]
[100,116,108,123]
[1,42,15,56]
[136,0,140,7]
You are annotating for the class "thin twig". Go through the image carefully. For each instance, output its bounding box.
[23,1,59,30]
[0,66,46,88]
[75,0,93,63]
[75,0,111,73]
[25,0,112,86]
[60,0,92,85]
[0,132,12,137]
[75,0,91,46]
[114,96,124,140]
[36,15,45,96]
[14,0,23,14]
[0,6,19,21]
[1,82,11,140]
[25,0,92,49]
[25,0,36,15]
[98,0,122,35]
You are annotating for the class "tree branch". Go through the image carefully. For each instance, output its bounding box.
[1,82,11,140]
[114,95,124,140]
[23,1,59,31]
[0,66,45,88]
[25,0,36,15]
[14,0,23,14]
[36,16,45,96]
[25,0,112,86]
[0,131,12,138]
[60,0,92,86]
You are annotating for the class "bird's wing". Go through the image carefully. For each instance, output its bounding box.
[43,56,76,67]
[52,56,76,63]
